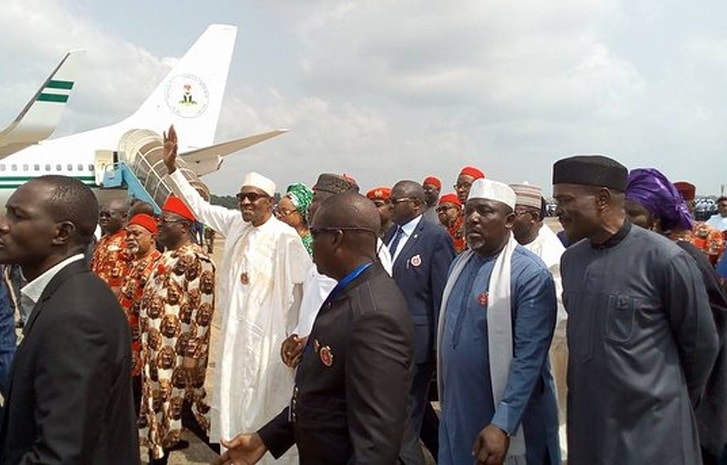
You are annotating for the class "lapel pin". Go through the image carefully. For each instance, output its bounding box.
[410,254,422,267]
[478,291,488,307]
[320,346,334,367]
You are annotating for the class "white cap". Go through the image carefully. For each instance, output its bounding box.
[241,172,276,197]
[467,179,517,210]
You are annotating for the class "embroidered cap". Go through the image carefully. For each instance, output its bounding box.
[468,179,517,210]
[510,183,542,209]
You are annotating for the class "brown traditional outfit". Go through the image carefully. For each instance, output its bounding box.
[138,242,215,459]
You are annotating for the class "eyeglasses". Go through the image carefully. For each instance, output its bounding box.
[236,192,270,203]
[390,197,414,205]
[454,182,472,190]
[158,217,187,225]
[274,207,297,218]
[514,208,539,217]
[309,226,379,239]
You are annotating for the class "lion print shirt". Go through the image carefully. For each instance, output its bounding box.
[118,249,162,377]
[138,242,216,459]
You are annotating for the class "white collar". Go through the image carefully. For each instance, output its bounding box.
[398,214,422,237]
[21,254,85,305]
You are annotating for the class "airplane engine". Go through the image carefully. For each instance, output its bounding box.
[117,128,211,206]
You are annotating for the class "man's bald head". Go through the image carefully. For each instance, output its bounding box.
[390,180,425,225]
[311,193,380,278]
[392,180,425,202]
[99,198,129,235]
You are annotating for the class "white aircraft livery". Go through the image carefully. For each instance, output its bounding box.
[0,24,285,204]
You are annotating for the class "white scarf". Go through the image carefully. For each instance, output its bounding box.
[437,234,526,463]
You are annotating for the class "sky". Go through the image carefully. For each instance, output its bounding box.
[2,0,727,196]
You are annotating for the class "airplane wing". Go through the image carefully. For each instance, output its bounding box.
[0,50,84,159]
[179,129,288,177]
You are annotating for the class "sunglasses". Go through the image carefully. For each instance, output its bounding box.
[309,226,379,239]
[236,192,270,203]
[158,217,187,225]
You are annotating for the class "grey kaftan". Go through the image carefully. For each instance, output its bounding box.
[560,222,718,465]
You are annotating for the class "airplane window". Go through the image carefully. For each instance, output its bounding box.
[78,164,84,171]
[34,164,40,171]
[22,164,28,171]
[11,165,17,171]
[55,164,62,171]
[0,165,5,172]
[67,164,73,171]
[89,164,94,172]
[45,164,51,171]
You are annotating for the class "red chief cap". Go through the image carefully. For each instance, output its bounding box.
[673,181,696,201]
[423,176,442,189]
[127,213,158,234]
[459,166,485,180]
[366,187,391,200]
[161,195,196,221]
[438,193,462,207]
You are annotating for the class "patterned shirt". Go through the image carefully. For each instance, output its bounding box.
[138,242,215,458]
[448,212,467,254]
[118,249,162,377]
[670,222,725,265]
[90,229,130,297]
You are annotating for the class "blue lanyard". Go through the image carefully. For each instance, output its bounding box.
[321,262,374,308]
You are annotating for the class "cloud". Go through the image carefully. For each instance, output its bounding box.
[3,0,727,196]
[0,0,169,133]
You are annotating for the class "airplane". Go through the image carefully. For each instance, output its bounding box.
[0,24,286,207]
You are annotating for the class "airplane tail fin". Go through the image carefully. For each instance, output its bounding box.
[0,50,84,157]
[123,24,237,150]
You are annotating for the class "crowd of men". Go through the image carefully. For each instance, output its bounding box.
[0,129,725,465]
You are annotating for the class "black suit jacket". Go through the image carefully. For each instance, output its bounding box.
[0,259,139,465]
[258,263,424,465]
[384,216,456,364]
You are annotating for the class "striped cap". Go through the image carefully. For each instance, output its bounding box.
[509,183,542,209]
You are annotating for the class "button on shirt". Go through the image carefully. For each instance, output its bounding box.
[389,215,422,263]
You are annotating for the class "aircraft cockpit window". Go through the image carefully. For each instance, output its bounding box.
[34,164,40,171]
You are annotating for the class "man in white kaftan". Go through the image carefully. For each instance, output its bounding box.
[510,183,568,458]
[162,126,311,465]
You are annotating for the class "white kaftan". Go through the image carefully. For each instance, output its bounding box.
[166,171,311,465]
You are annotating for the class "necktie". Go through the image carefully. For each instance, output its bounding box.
[388,227,404,256]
